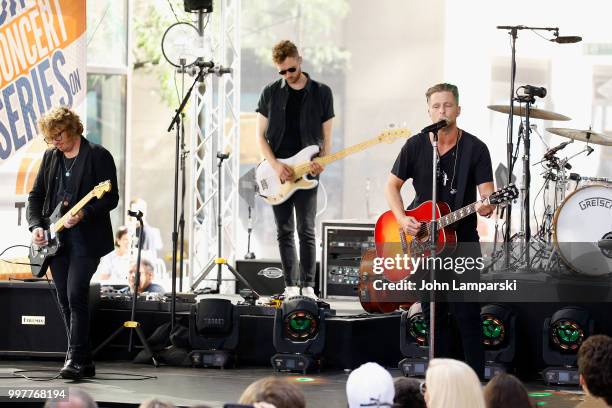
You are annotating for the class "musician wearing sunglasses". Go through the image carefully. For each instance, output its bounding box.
[27,106,119,379]
[256,40,334,300]
[384,83,496,379]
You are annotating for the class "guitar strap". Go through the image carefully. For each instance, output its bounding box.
[452,131,475,211]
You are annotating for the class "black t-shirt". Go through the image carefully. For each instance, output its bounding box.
[391,131,493,242]
[275,86,305,159]
[52,153,86,254]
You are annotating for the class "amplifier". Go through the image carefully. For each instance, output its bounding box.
[235,259,320,296]
[0,280,99,357]
[321,220,375,298]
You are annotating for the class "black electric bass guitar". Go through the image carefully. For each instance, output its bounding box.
[29,180,112,278]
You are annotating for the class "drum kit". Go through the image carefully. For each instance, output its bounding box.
[488,104,612,277]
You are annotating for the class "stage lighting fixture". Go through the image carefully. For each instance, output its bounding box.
[480,304,516,380]
[542,306,594,385]
[399,302,429,377]
[184,0,213,13]
[271,296,328,374]
[188,298,239,368]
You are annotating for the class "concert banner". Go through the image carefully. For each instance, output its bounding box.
[0,0,86,275]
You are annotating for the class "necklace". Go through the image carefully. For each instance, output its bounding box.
[437,129,462,195]
[448,129,462,195]
[64,155,78,177]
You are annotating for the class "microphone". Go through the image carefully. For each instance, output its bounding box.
[522,85,547,98]
[212,66,232,76]
[194,58,215,68]
[551,36,582,44]
[544,140,572,159]
[569,173,581,181]
[421,119,448,134]
[128,210,143,219]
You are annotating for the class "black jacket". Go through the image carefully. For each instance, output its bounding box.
[27,136,119,258]
[256,73,335,153]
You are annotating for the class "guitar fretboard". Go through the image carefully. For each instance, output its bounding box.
[292,129,410,176]
[53,192,96,233]
[436,200,484,230]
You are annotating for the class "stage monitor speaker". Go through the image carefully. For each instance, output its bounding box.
[235,259,320,296]
[0,281,100,357]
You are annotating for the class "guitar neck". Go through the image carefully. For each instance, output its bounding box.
[53,192,95,233]
[436,199,487,230]
[294,138,386,176]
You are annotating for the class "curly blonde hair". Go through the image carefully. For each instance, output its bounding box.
[37,106,84,141]
[272,40,299,64]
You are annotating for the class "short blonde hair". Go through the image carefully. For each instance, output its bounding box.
[37,106,84,140]
[239,377,305,408]
[425,358,485,408]
[272,40,299,64]
[425,83,459,104]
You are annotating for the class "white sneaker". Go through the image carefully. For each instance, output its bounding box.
[283,286,300,299]
[301,286,318,300]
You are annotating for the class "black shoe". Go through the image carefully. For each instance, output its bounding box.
[60,359,96,379]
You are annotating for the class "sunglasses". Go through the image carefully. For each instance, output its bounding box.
[278,67,297,75]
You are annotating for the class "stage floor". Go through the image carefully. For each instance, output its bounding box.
[0,361,587,408]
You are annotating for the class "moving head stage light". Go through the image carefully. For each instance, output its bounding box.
[271,296,328,374]
[399,302,429,377]
[542,306,594,385]
[188,298,239,368]
[481,304,516,380]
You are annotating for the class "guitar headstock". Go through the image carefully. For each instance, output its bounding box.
[489,184,519,205]
[93,180,112,199]
[378,127,412,144]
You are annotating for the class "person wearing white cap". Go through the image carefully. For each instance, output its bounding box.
[346,362,395,408]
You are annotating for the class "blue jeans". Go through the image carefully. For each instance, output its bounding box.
[272,187,317,287]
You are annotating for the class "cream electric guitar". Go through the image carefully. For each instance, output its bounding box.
[255,128,411,205]
[29,180,112,278]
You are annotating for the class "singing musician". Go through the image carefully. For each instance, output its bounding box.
[256,40,334,300]
[384,83,495,378]
[27,106,119,379]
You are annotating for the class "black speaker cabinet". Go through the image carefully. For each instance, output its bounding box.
[235,259,320,296]
[0,280,99,357]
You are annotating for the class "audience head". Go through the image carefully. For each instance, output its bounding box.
[483,372,532,408]
[346,362,395,408]
[238,376,305,408]
[44,387,97,408]
[115,226,129,249]
[128,258,155,293]
[393,377,426,408]
[578,334,612,406]
[138,400,176,408]
[424,358,485,408]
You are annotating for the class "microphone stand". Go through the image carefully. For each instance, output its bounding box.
[167,63,207,332]
[497,25,558,269]
[428,128,441,362]
[93,210,158,366]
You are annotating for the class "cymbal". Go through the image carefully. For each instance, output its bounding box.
[487,105,571,121]
[546,128,612,146]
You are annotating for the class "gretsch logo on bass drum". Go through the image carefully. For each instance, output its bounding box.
[578,197,612,211]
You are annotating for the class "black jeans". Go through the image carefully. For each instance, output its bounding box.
[272,187,317,287]
[421,301,485,379]
[50,243,99,362]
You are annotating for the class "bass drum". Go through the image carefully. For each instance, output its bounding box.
[553,184,612,276]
